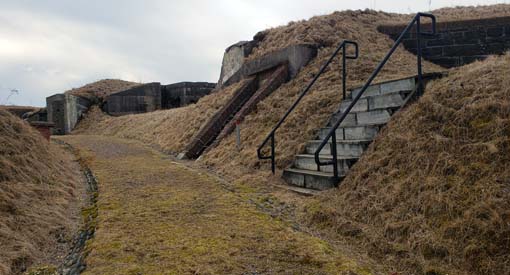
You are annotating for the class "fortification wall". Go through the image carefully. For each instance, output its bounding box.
[103,82,161,116]
[161,82,216,109]
[378,16,510,67]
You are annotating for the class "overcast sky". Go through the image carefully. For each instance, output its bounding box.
[0,0,507,106]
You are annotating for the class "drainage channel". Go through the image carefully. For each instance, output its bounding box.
[54,140,98,275]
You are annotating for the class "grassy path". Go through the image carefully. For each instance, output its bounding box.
[58,135,372,275]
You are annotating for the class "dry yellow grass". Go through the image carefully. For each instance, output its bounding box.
[58,135,378,275]
[0,110,85,274]
[203,10,442,173]
[0,106,40,117]
[71,6,510,274]
[66,79,141,101]
[306,54,510,275]
[73,80,246,154]
[433,4,510,21]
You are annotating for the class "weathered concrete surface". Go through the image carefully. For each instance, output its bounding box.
[223,44,317,87]
[379,16,510,68]
[161,82,216,109]
[46,94,91,135]
[103,82,161,116]
[218,41,258,87]
[23,108,48,122]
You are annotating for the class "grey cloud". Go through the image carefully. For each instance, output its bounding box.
[0,0,506,106]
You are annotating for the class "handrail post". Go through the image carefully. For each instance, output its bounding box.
[342,45,347,99]
[270,134,275,174]
[416,15,424,97]
[331,131,339,179]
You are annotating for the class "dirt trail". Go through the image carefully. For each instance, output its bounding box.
[56,135,379,275]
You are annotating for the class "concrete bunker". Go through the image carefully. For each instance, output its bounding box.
[102,82,161,116]
[161,82,216,109]
[180,43,318,159]
[46,93,91,135]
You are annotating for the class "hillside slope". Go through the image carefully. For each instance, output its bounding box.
[76,10,442,163]
[0,110,85,274]
[306,54,510,275]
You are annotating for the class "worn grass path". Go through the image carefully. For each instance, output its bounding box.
[58,135,372,275]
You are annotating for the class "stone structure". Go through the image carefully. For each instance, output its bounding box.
[180,43,319,159]
[161,82,216,109]
[378,16,510,68]
[222,44,317,87]
[102,82,161,116]
[46,94,91,135]
[218,41,258,87]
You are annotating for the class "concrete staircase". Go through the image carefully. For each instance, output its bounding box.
[282,76,419,190]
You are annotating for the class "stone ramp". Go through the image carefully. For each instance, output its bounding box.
[182,65,289,159]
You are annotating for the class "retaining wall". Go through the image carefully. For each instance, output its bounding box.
[378,16,510,68]
[103,82,161,116]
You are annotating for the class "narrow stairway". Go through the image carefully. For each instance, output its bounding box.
[283,76,420,190]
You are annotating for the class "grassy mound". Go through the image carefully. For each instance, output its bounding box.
[76,10,442,164]
[66,79,141,101]
[306,54,510,275]
[0,110,84,274]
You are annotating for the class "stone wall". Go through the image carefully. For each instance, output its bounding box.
[46,94,91,135]
[161,82,216,109]
[103,82,161,116]
[378,16,510,68]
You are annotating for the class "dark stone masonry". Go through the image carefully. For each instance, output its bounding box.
[161,82,216,109]
[378,16,510,68]
[102,82,162,116]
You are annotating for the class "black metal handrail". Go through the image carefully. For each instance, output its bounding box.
[257,40,359,174]
[314,13,436,179]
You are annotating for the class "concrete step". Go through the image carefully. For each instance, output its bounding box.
[339,92,407,113]
[282,168,340,190]
[305,140,371,157]
[350,77,416,99]
[318,125,381,141]
[329,109,392,127]
[294,154,358,173]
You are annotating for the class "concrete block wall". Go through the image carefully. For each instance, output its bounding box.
[378,16,510,68]
[103,82,161,116]
[161,82,216,109]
